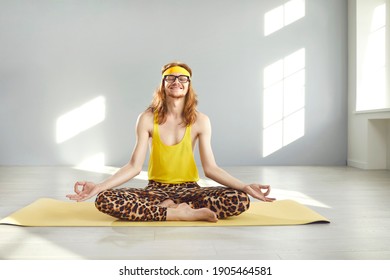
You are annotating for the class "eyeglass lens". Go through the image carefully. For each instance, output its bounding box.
[164,75,189,83]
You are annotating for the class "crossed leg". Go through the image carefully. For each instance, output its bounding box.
[95,183,249,222]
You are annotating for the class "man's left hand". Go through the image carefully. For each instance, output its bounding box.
[244,184,276,202]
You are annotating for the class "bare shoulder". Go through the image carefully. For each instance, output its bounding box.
[136,110,154,133]
[138,110,154,123]
[194,111,211,133]
[196,111,210,122]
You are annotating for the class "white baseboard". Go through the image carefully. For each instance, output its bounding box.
[347,159,367,169]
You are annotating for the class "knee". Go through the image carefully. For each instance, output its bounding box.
[94,189,113,212]
[234,190,250,213]
[220,189,250,216]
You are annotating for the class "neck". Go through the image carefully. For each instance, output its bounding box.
[166,96,185,119]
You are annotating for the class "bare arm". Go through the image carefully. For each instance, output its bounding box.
[197,114,275,202]
[66,112,152,201]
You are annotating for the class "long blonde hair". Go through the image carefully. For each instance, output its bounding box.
[148,62,198,126]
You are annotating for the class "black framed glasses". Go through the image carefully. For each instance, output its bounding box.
[164,75,190,83]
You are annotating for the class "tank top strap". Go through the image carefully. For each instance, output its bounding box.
[184,123,191,140]
[152,112,159,135]
[153,111,158,124]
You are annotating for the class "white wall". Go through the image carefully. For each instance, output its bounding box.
[0,0,348,167]
[348,0,390,170]
[355,0,389,111]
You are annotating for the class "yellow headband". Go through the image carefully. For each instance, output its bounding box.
[162,66,191,77]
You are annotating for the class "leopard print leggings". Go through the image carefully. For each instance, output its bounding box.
[95,180,250,221]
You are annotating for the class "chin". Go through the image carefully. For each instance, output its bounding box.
[168,93,186,98]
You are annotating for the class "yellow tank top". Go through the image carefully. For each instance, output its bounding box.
[147,116,199,184]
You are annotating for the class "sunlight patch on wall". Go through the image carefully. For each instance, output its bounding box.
[264,0,305,36]
[263,48,306,157]
[356,3,387,111]
[56,96,106,143]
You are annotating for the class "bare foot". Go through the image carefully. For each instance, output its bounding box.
[167,203,218,222]
[158,199,178,208]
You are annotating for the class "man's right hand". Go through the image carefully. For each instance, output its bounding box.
[66,181,101,202]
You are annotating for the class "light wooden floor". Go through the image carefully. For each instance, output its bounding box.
[0,166,389,260]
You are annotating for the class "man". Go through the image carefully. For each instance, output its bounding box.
[66,62,274,222]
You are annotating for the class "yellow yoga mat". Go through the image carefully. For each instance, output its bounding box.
[0,198,329,227]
